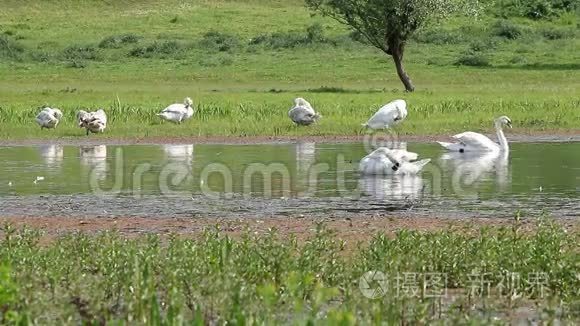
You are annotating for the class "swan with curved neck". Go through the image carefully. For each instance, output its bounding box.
[157,97,195,124]
[362,99,407,129]
[437,116,512,152]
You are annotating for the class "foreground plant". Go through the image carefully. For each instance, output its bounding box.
[0,219,578,324]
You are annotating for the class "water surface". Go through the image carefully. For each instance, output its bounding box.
[0,142,578,218]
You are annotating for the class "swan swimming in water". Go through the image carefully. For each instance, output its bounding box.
[288,98,320,126]
[362,99,407,130]
[359,147,430,175]
[35,107,63,129]
[438,116,512,152]
[77,109,107,135]
[157,97,194,123]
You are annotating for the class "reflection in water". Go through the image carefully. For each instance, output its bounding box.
[38,145,63,168]
[359,174,424,201]
[160,145,194,194]
[296,142,316,174]
[80,145,108,181]
[439,150,510,191]
[162,144,194,164]
[295,142,317,193]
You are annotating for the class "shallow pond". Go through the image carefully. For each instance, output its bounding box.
[0,142,578,218]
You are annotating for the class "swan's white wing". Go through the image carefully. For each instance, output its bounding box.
[159,104,188,122]
[36,110,58,127]
[161,103,187,114]
[365,100,405,129]
[93,109,107,124]
[368,148,418,162]
[359,154,394,175]
[453,132,498,151]
[398,159,431,174]
[289,106,318,125]
[389,149,418,162]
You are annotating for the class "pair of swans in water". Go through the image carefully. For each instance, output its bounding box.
[359,116,512,176]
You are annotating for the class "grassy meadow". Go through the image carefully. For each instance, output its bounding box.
[0,219,579,324]
[0,0,578,139]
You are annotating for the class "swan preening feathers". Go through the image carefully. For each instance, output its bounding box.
[363,99,407,130]
[157,97,195,123]
[289,98,321,126]
[359,147,431,175]
[77,109,107,135]
[438,116,512,152]
[36,107,63,129]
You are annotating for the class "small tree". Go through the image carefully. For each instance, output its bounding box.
[305,0,480,91]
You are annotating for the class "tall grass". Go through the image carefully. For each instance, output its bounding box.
[0,219,578,324]
[0,96,577,139]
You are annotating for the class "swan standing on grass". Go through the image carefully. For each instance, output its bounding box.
[362,99,407,129]
[288,98,321,126]
[77,109,107,135]
[35,107,63,129]
[359,147,430,175]
[437,116,512,152]
[157,97,194,123]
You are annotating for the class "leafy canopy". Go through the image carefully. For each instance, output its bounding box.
[305,0,482,54]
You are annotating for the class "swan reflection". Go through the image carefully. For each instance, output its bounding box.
[440,150,510,192]
[162,144,194,165]
[296,142,316,174]
[359,174,424,201]
[80,145,108,181]
[38,145,63,168]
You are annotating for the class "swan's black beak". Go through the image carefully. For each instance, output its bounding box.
[507,121,512,128]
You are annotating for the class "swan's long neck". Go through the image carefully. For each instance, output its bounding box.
[495,123,508,151]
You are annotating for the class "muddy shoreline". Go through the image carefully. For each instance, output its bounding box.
[1,215,578,245]
[1,131,579,146]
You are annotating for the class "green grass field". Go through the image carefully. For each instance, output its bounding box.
[0,0,579,139]
[1,219,579,324]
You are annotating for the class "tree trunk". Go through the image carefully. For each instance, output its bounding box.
[391,44,415,92]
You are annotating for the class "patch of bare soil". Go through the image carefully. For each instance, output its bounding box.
[1,215,577,249]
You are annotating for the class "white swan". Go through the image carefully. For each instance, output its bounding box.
[288,98,320,126]
[35,107,63,129]
[77,109,107,135]
[359,147,430,175]
[438,116,512,152]
[362,99,407,129]
[157,97,194,123]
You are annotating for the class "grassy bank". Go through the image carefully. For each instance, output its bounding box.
[0,218,578,324]
[0,0,579,139]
